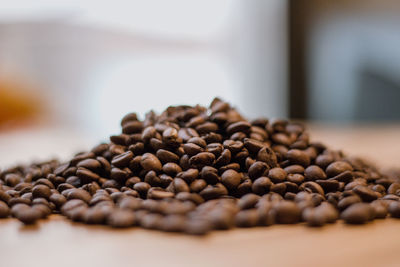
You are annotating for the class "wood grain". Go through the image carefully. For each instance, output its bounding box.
[0,124,399,267]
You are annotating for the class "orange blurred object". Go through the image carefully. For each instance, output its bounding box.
[0,79,43,129]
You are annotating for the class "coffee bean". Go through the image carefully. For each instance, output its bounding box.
[32,185,51,199]
[238,193,260,210]
[177,168,199,183]
[156,149,180,164]
[304,165,326,181]
[15,207,42,224]
[388,201,400,218]
[235,209,259,227]
[77,158,102,170]
[107,209,135,227]
[173,178,190,193]
[326,161,353,177]
[300,182,324,195]
[284,165,304,174]
[141,153,162,172]
[189,152,215,168]
[338,195,362,211]
[111,151,133,168]
[185,219,211,235]
[66,188,92,204]
[353,185,378,202]
[268,168,287,183]
[200,166,220,184]
[147,188,174,200]
[226,121,251,135]
[252,177,272,195]
[286,149,310,167]
[248,161,269,180]
[190,179,207,193]
[77,167,100,182]
[341,203,373,224]
[221,169,241,190]
[273,201,301,224]
[0,201,10,218]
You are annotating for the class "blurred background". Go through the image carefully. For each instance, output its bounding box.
[0,0,399,166]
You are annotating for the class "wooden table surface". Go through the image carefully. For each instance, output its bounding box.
[0,123,399,267]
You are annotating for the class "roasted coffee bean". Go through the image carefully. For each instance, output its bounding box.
[284,165,304,174]
[273,201,301,224]
[248,161,269,180]
[77,159,102,171]
[190,179,207,193]
[236,179,253,196]
[329,171,354,183]
[15,207,42,224]
[268,168,286,183]
[77,168,100,182]
[304,165,327,181]
[341,203,373,224]
[221,169,241,190]
[338,195,362,211]
[107,209,135,227]
[353,185,378,202]
[0,201,10,218]
[326,161,353,177]
[252,177,272,195]
[147,188,174,200]
[49,193,67,208]
[315,180,339,192]
[235,209,259,227]
[388,201,400,218]
[189,152,215,168]
[173,178,190,193]
[286,149,310,167]
[300,182,324,195]
[200,166,220,184]
[177,169,199,184]
[156,149,179,164]
[200,184,228,200]
[32,184,51,199]
[371,200,388,219]
[111,151,133,168]
[66,188,92,204]
[140,153,162,172]
[238,194,260,210]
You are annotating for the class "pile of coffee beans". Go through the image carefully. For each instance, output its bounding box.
[1,98,400,234]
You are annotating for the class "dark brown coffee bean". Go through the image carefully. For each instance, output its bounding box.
[284,165,304,174]
[77,158,101,171]
[189,152,215,168]
[77,167,100,182]
[0,201,10,218]
[238,193,260,210]
[315,154,334,169]
[221,169,241,190]
[304,165,327,181]
[66,188,92,204]
[173,178,190,193]
[316,180,339,192]
[111,151,133,168]
[190,179,207,193]
[248,161,269,180]
[273,201,301,224]
[236,179,253,196]
[235,209,259,227]
[326,161,353,177]
[175,192,204,205]
[177,168,199,183]
[338,195,362,211]
[329,170,354,183]
[140,153,162,172]
[133,182,151,198]
[147,187,174,200]
[15,207,42,224]
[268,168,287,183]
[226,121,251,135]
[353,185,378,202]
[32,184,51,199]
[160,215,186,232]
[243,138,265,154]
[185,219,211,235]
[49,193,67,208]
[341,203,373,224]
[223,140,243,154]
[371,200,388,219]
[156,149,179,164]
[300,182,324,195]
[286,149,310,167]
[388,183,400,195]
[199,184,228,200]
[252,177,272,195]
[107,209,135,227]
[122,120,143,134]
[140,213,163,229]
[388,202,400,218]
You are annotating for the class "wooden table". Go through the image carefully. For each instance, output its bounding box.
[1,123,400,267]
